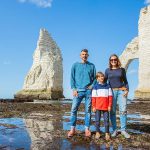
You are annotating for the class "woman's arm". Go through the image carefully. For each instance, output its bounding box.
[122,68,129,97]
[122,68,129,91]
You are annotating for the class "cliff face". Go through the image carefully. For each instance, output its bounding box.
[15,29,64,101]
[120,6,150,99]
[136,6,150,99]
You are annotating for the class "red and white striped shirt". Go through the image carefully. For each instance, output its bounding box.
[92,82,113,110]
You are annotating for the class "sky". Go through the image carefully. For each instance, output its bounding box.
[0,0,149,99]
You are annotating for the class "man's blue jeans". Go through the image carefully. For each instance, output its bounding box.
[110,90,127,131]
[70,90,92,129]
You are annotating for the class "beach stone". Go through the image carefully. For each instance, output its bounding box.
[15,29,64,101]
[120,6,150,99]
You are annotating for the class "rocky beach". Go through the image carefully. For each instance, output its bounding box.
[0,99,149,150]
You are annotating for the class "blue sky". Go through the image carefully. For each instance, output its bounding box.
[0,0,149,99]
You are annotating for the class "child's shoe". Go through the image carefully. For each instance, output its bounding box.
[105,133,110,141]
[95,132,101,139]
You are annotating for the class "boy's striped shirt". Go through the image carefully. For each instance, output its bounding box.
[92,82,113,110]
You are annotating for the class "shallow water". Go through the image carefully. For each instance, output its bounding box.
[0,118,31,149]
[0,100,149,150]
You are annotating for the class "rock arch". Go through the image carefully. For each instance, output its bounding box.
[120,37,139,70]
[120,6,150,99]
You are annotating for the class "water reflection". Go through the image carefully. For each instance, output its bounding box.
[60,139,115,150]
[0,115,55,150]
[24,113,54,150]
[0,118,31,149]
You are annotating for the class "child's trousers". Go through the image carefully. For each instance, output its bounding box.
[95,110,109,133]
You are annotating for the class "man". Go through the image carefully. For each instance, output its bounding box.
[68,49,96,138]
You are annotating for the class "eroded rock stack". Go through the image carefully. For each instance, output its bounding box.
[15,29,64,101]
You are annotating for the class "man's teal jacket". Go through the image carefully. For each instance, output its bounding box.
[71,61,96,91]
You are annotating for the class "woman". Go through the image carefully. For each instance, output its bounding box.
[105,54,130,139]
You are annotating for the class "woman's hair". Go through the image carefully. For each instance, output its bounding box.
[109,54,121,69]
[96,71,104,79]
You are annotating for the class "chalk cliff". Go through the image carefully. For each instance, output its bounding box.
[15,29,64,100]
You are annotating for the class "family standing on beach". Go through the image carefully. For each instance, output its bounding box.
[68,49,130,140]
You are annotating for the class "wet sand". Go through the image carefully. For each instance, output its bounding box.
[0,99,150,149]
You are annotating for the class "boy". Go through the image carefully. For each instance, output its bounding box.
[92,72,113,140]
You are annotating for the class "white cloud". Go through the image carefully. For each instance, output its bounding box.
[127,69,137,75]
[18,0,53,8]
[145,0,150,4]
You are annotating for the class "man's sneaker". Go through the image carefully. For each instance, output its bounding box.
[67,129,75,138]
[121,130,130,139]
[85,129,91,137]
[95,132,101,139]
[111,129,118,137]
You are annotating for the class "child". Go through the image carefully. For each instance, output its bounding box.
[92,72,113,140]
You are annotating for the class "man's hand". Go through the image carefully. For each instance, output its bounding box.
[92,108,96,113]
[73,90,78,97]
[87,85,92,90]
[108,107,111,112]
[123,90,129,97]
